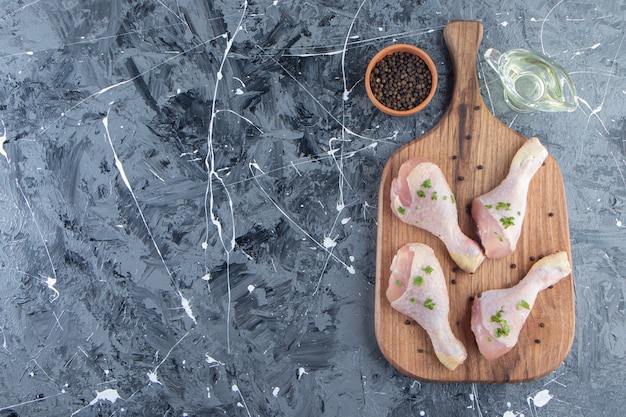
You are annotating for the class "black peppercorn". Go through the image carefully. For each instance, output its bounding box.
[370,51,433,111]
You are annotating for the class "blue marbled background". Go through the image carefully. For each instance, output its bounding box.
[0,1,624,416]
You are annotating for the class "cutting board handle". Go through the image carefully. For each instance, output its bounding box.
[443,20,484,109]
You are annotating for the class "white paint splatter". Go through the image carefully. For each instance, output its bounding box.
[71,388,123,416]
[232,384,252,417]
[15,180,58,298]
[104,113,196,324]
[205,354,225,367]
[44,276,60,302]
[0,120,9,163]
[147,370,162,385]
[340,0,367,102]
[247,284,255,293]
[233,76,246,88]
[502,411,517,417]
[204,4,250,356]
[250,163,354,275]
[501,21,509,27]
[297,367,308,379]
[147,332,190,386]
[341,217,351,225]
[327,147,339,157]
[272,386,280,397]
[323,236,337,249]
[202,272,212,292]
[539,0,566,55]
[529,389,553,407]
[90,388,122,404]
[178,291,196,323]
[235,88,244,95]
[1,326,8,352]
[617,218,624,228]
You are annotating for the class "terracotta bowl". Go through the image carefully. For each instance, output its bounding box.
[365,44,438,116]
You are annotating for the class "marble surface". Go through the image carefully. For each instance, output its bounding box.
[0,0,624,416]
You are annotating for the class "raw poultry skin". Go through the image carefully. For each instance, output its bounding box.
[387,243,467,370]
[471,137,548,259]
[470,251,571,360]
[390,157,485,273]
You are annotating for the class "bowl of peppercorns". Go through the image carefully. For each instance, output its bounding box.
[365,44,437,116]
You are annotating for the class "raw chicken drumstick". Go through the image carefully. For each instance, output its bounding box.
[387,243,467,370]
[471,137,548,259]
[391,157,485,273]
[470,251,571,360]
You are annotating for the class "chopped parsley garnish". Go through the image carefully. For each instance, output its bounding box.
[500,216,516,229]
[409,297,417,304]
[450,194,456,204]
[423,298,436,310]
[494,327,509,338]
[517,300,531,310]
[395,279,403,287]
[421,179,432,189]
[422,265,434,274]
[397,206,406,214]
[494,232,504,242]
[484,204,493,209]
[413,276,424,287]
[490,308,510,338]
[431,191,438,200]
[417,190,426,198]
[496,202,511,211]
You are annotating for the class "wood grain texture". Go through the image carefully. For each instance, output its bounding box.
[374,20,575,383]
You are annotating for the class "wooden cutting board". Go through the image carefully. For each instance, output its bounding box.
[374,20,574,383]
